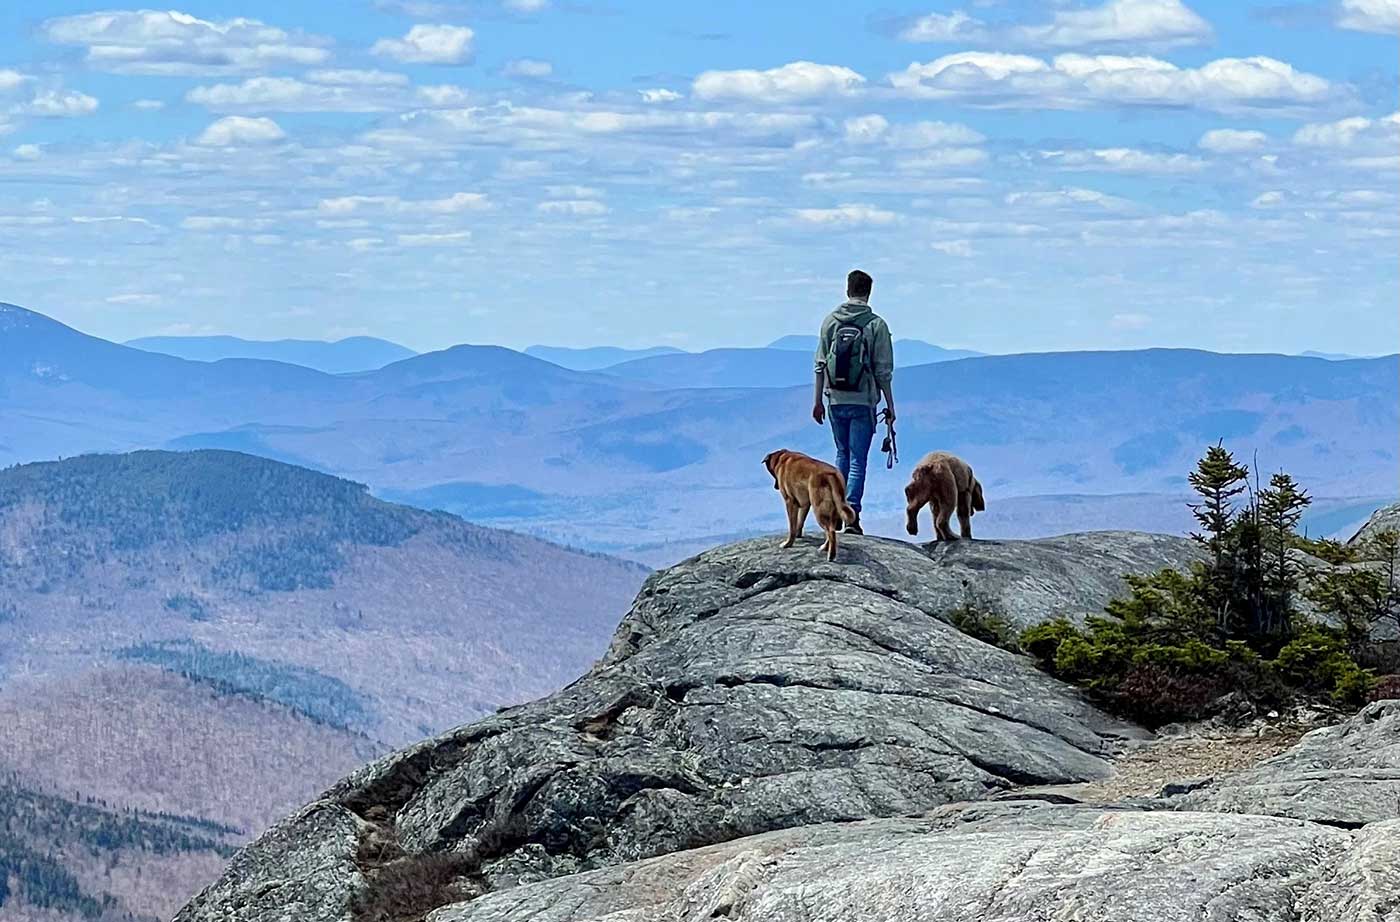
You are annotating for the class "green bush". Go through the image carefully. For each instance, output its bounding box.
[1021,618,1080,669]
[947,603,1020,652]
[1015,445,1383,727]
[1272,626,1375,707]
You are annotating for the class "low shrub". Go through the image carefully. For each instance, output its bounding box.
[947,602,1020,653]
[1367,674,1400,702]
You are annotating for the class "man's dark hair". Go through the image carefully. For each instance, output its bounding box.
[847,269,873,300]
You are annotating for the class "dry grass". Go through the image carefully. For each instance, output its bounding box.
[1076,727,1311,802]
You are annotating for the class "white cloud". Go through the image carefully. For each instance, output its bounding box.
[1337,0,1400,32]
[188,72,467,113]
[307,69,410,87]
[889,52,1339,114]
[1005,187,1134,210]
[896,148,989,170]
[537,200,608,215]
[1038,147,1205,173]
[318,192,491,214]
[132,98,166,110]
[182,215,272,231]
[106,293,162,305]
[372,24,475,64]
[504,58,553,79]
[1251,191,1286,208]
[416,85,471,107]
[19,88,99,118]
[1291,112,1400,172]
[842,115,985,149]
[504,0,549,10]
[930,239,974,257]
[189,77,394,112]
[40,10,330,75]
[1292,112,1398,148]
[901,11,987,43]
[1013,0,1212,49]
[900,0,1213,50]
[1198,128,1268,153]
[369,103,818,149]
[693,61,865,103]
[640,88,683,104]
[195,115,286,147]
[545,185,603,199]
[0,70,29,93]
[397,231,472,246]
[12,144,41,161]
[791,204,898,226]
[1111,312,1152,330]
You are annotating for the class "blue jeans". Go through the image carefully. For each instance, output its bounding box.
[829,404,876,513]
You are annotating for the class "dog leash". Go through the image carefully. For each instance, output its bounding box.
[881,410,898,469]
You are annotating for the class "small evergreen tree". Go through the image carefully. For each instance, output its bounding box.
[1187,444,1250,635]
[1255,472,1311,638]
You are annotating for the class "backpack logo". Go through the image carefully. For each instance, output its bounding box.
[826,315,873,392]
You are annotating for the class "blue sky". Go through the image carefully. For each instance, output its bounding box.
[0,0,1395,354]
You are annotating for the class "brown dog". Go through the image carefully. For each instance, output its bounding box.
[905,451,986,541]
[763,449,857,561]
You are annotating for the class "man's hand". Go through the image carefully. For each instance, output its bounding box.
[881,407,896,425]
[812,402,826,425]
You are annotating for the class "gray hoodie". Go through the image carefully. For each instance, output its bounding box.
[814,299,894,408]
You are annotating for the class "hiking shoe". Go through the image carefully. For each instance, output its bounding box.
[846,515,864,536]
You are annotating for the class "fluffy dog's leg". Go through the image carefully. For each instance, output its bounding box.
[904,474,925,536]
[957,491,974,539]
[814,504,838,560]
[781,497,799,548]
[932,468,958,541]
[797,502,811,540]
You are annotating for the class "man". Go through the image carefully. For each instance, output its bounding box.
[812,269,895,535]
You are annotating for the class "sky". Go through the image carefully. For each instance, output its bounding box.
[0,0,1396,355]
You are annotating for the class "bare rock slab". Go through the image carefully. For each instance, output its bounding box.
[432,802,1392,922]
[178,534,1152,920]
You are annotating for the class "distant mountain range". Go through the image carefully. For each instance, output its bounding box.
[525,344,685,370]
[125,334,417,373]
[3,302,1396,560]
[768,334,984,365]
[0,448,647,909]
[1299,350,1364,361]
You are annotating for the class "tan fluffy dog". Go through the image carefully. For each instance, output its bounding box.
[905,451,986,541]
[763,449,857,561]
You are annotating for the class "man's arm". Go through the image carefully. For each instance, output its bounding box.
[873,319,895,421]
[812,320,829,425]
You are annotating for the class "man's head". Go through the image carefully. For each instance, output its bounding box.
[847,269,873,301]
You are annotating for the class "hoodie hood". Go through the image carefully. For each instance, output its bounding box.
[832,299,873,322]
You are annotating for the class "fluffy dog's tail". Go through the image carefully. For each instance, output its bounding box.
[828,475,857,526]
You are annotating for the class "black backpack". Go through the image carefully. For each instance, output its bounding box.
[824,313,874,392]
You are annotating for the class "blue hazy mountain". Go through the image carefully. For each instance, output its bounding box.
[601,347,820,388]
[768,335,983,365]
[1300,350,1362,361]
[525,344,685,371]
[3,302,1395,559]
[603,342,989,388]
[1,302,335,396]
[126,334,416,374]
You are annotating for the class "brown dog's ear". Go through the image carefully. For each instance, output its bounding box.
[972,478,986,512]
[762,451,781,489]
